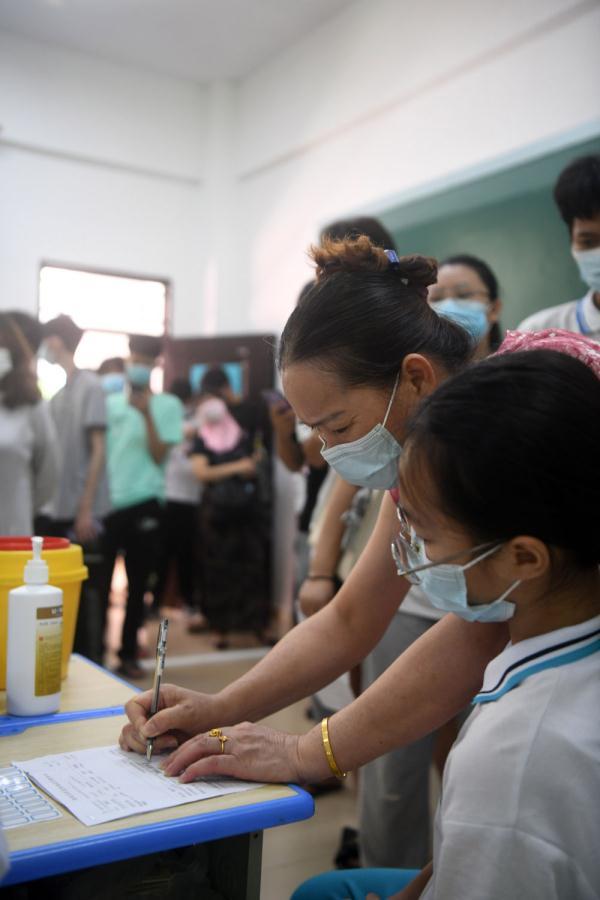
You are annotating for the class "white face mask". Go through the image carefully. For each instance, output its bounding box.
[572,247,600,293]
[0,347,12,381]
[320,372,402,489]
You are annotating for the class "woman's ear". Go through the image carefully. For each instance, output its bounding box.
[502,536,551,582]
[401,353,438,397]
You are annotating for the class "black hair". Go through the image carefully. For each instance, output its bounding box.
[320,216,397,252]
[553,154,600,232]
[169,377,192,403]
[279,236,473,388]
[200,365,230,395]
[43,314,83,353]
[403,350,600,568]
[128,334,163,360]
[0,311,42,408]
[440,253,503,351]
[98,356,125,375]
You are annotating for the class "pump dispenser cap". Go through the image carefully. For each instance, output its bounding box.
[24,537,49,585]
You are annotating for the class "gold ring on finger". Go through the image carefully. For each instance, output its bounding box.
[208,727,229,753]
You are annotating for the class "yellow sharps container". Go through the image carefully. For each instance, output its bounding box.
[0,536,88,690]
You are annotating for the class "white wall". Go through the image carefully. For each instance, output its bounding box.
[1,0,599,336]
[0,32,208,336]
[235,0,600,333]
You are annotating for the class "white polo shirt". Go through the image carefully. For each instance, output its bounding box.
[518,289,600,339]
[421,615,600,900]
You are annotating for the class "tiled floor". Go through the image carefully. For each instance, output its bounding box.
[105,586,358,899]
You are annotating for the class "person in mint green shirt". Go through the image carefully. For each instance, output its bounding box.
[104,335,183,679]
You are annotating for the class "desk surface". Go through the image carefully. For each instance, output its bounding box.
[0,655,137,734]
[2,713,313,885]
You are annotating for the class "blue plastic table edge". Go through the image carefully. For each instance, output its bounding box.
[0,654,140,735]
[1,785,314,886]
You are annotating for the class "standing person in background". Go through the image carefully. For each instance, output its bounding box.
[0,311,58,536]
[428,254,503,357]
[518,154,600,337]
[191,397,269,649]
[199,365,262,443]
[103,335,183,679]
[38,315,110,541]
[152,377,205,631]
[36,315,111,662]
[98,357,126,395]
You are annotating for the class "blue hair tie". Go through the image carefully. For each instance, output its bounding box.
[385,249,400,268]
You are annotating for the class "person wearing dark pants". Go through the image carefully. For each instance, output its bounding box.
[102,498,163,666]
[105,335,183,679]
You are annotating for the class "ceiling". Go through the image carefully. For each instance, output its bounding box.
[0,0,352,82]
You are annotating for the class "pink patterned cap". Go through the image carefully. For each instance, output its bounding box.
[495,328,600,380]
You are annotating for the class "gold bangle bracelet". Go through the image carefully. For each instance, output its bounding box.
[321,717,347,779]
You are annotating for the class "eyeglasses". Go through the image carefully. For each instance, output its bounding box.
[391,505,499,584]
[391,505,426,584]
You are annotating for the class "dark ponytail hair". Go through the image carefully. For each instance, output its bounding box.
[440,253,503,351]
[279,236,473,388]
[403,350,600,568]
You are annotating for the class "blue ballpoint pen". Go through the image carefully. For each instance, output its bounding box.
[146,618,169,763]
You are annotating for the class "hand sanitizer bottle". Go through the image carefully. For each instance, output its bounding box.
[6,537,63,716]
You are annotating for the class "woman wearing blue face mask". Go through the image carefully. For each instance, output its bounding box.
[428,254,503,359]
[120,238,507,810]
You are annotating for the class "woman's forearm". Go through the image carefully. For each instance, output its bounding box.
[216,494,410,725]
[297,615,508,780]
[216,590,399,724]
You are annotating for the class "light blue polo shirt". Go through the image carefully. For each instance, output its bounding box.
[106,392,184,511]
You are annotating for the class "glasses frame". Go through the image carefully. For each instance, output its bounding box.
[392,505,499,584]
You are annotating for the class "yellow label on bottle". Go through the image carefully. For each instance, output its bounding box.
[35,606,62,697]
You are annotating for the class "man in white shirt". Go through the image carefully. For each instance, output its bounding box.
[518,154,600,338]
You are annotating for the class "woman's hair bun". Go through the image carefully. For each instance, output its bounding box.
[310,235,437,294]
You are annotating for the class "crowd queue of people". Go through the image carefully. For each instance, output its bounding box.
[0,318,273,678]
[1,153,599,898]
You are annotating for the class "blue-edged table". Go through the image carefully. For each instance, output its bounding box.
[1,712,313,897]
[0,654,138,736]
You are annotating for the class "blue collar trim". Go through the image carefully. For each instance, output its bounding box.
[473,638,600,704]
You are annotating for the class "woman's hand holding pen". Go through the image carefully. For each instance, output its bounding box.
[119,686,333,786]
[119,684,218,755]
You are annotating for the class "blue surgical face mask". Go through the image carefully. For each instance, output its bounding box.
[431,298,490,342]
[418,543,519,622]
[572,247,600,292]
[320,372,402,489]
[126,363,152,389]
[101,372,125,394]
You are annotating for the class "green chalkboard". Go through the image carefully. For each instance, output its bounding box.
[383,137,600,329]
